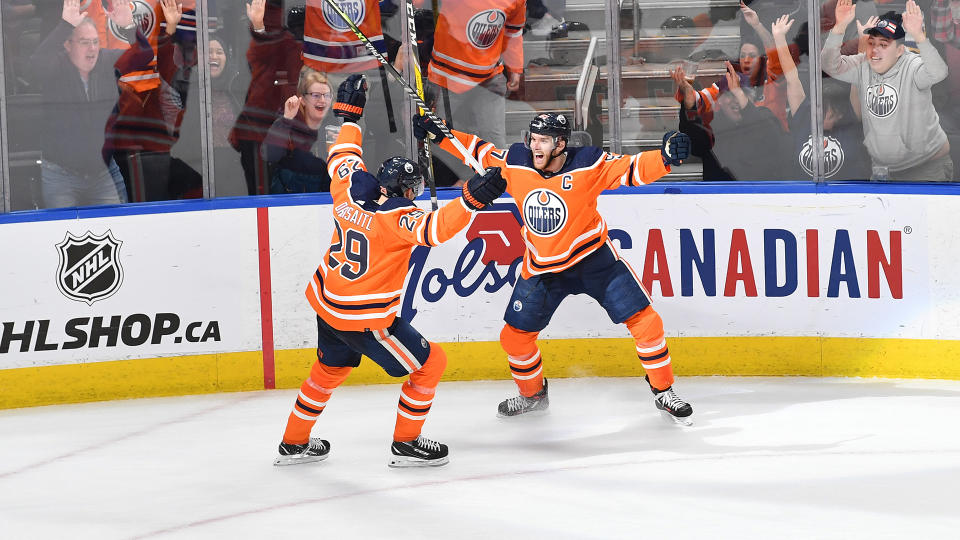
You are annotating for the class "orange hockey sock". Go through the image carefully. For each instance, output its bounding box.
[500,324,543,397]
[394,343,447,442]
[281,362,351,445]
[624,307,675,391]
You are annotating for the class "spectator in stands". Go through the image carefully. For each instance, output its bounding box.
[29,0,131,209]
[229,0,304,195]
[261,67,333,193]
[930,0,960,179]
[170,36,244,198]
[427,0,525,148]
[103,0,191,202]
[823,0,953,182]
[676,61,790,181]
[676,2,788,130]
[771,14,869,180]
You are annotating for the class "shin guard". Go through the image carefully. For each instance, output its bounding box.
[281,362,351,445]
[500,324,544,397]
[625,307,675,391]
[394,343,447,442]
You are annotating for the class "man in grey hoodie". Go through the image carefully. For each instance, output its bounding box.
[822,0,953,182]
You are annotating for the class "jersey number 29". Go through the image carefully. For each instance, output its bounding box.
[328,221,369,280]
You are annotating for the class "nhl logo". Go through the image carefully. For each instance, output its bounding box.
[322,0,366,31]
[56,230,124,305]
[522,189,568,237]
[467,10,506,49]
[108,0,155,45]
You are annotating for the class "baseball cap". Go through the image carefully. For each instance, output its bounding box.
[864,12,905,40]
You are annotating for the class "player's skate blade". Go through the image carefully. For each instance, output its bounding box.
[660,410,693,426]
[497,379,549,417]
[388,436,449,468]
[273,438,330,466]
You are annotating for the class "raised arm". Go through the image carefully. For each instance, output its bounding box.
[821,0,863,82]
[903,0,949,88]
[413,114,509,171]
[772,15,805,115]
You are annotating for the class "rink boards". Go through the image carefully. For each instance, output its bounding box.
[2,187,960,408]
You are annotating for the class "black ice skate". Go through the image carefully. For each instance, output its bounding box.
[646,375,693,426]
[497,378,549,417]
[273,438,330,466]
[389,436,449,468]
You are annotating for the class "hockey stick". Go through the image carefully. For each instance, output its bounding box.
[321,0,485,177]
[404,0,438,210]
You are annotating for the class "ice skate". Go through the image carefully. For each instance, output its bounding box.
[647,375,693,426]
[273,438,330,466]
[497,378,549,417]
[389,436,449,468]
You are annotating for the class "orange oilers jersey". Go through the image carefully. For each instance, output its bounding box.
[428,0,525,93]
[305,122,476,332]
[437,129,670,278]
[303,0,385,74]
[83,0,197,50]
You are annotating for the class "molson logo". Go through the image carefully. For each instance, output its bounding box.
[467,10,506,49]
[865,83,898,118]
[322,0,366,31]
[800,135,844,178]
[399,204,905,323]
[523,189,567,236]
[108,0,156,44]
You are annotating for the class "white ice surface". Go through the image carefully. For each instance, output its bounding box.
[1,376,960,539]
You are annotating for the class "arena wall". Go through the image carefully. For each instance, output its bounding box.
[2,184,959,408]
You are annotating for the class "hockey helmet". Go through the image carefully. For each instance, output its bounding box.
[377,157,424,198]
[527,112,571,147]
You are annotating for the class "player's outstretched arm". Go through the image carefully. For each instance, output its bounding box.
[386,167,506,248]
[412,113,506,170]
[327,75,370,189]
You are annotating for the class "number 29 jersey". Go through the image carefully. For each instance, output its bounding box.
[305,122,475,332]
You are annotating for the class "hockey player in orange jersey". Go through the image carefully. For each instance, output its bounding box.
[274,74,507,467]
[414,111,696,425]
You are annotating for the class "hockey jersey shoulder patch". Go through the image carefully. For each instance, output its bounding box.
[349,171,381,208]
[506,142,534,167]
[378,197,417,212]
[563,146,605,171]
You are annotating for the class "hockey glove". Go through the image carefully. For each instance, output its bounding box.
[413,113,444,142]
[661,131,690,166]
[462,167,506,211]
[333,74,367,123]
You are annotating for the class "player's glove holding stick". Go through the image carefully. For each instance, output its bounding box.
[661,130,690,167]
[333,74,368,123]
[412,113,444,142]
[461,167,506,211]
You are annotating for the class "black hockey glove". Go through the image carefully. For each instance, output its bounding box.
[413,113,444,142]
[333,74,367,123]
[661,131,690,166]
[462,167,506,211]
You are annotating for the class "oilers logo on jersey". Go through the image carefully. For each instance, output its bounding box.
[322,0,366,31]
[800,135,845,178]
[467,10,506,49]
[108,0,156,44]
[865,83,898,118]
[523,189,568,237]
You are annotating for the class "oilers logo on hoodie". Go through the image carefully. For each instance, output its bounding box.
[865,83,899,118]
